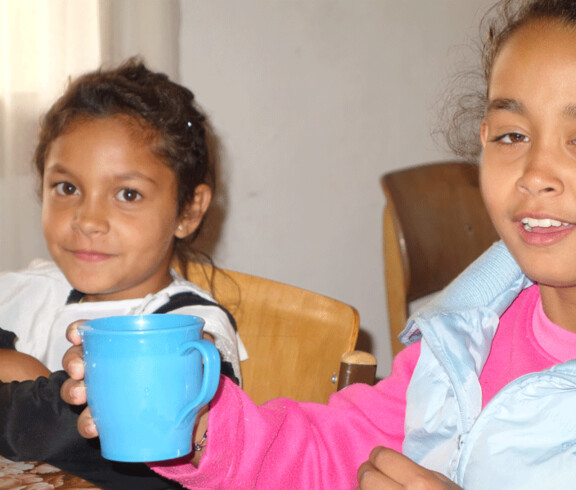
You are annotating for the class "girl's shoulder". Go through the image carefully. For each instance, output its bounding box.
[2,259,68,283]
[0,259,70,300]
[168,268,215,302]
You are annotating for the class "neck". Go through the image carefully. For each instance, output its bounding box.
[539,284,576,333]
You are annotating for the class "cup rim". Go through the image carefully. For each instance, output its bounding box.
[79,314,205,333]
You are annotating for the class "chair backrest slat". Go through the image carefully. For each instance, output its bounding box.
[382,162,498,355]
[185,265,360,404]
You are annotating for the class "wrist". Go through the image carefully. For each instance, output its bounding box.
[193,430,207,452]
[191,406,209,465]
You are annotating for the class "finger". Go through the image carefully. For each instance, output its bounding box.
[369,447,456,489]
[61,376,87,405]
[369,447,421,478]
[77,406,99,439]
[357,460,373,483]
[62,345,85,379]
[431,471,463,490]
[357,459,402,489]
[66,320,86,345]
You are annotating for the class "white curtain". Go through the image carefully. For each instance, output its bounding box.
[0,0,179,270]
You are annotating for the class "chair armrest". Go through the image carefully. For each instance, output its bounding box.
[337,350,377,389]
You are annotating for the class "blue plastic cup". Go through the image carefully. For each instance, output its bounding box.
[78,314,220,462]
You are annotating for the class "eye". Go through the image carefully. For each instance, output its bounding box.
[492,132,529,144]
[54,182,79,196]
[116,188,142,202]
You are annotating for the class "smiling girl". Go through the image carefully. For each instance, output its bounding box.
[0,59,243,489]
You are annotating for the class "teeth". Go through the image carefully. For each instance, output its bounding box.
[521,217,570,232]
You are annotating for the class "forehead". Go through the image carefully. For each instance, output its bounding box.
[45,116,175,184]
[47,115,160,162]
[61,113,158,144]
[489,19,576,100]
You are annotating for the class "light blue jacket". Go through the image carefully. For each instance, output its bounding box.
[399,241,576,489]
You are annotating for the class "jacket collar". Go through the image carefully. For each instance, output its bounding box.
[399,240,533,347]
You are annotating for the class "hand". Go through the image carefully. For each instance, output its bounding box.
[60,320,98,438]
[357,447,462,489]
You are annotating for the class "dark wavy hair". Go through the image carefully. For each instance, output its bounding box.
[440,0,576,162]
[34,57,215,272]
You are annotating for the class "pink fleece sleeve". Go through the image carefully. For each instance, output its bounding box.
[150,342,420,489]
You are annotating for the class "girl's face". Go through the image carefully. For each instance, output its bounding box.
[480,20,576,289]
[42,116,202,302]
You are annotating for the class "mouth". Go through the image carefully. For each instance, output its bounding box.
[520,217,571,232]
[70,250,114,262]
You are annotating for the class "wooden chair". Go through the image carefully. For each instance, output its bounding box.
[184,265,376,404]
[381,162,499,356]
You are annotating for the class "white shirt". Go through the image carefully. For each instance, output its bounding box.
[0,259,247,381]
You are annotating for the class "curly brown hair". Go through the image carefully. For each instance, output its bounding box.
[34,57,215,271]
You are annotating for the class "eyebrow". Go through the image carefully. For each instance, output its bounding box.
[562,104,576,119]
[44,163,157,185]
[487,98,576,120]
[44,162,70,175]
[486,98,525,114]
[113,171,157,184]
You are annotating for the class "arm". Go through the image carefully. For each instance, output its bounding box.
[0,349,51,382]
[0,328,50,382]
[357,447,462,489]
[62,320,420,489]
[0,369,87,461]
[0,342,86,461]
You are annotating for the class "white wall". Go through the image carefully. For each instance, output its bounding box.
[179,0,495,377]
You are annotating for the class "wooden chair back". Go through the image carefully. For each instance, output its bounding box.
[185,265,362,404]
[381,162,499,355]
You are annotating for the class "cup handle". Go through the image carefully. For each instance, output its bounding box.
[176,339,221,427]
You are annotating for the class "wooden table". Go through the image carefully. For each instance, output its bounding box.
[0,455,100,489]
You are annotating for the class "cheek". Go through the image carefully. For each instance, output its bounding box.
[41,202,69,238]
[480,154,513,205]
[479,163,497,211]
[41,202,54,234]
[41,207,59,243]
[128,215,177,249]
[479,163,509,232]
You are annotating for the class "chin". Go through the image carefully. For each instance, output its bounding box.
[508,248,571,284]
[522,269,576,289]
[67,280,110,295]
[534,279,576,289]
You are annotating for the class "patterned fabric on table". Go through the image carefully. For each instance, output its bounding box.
[0,455,100,489]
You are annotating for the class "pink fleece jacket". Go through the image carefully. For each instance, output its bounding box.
[150,285,566,489]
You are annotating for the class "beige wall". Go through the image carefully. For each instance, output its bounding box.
[179,0,496,377]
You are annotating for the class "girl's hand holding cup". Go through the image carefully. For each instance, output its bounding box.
[61,316,218,463]
[61,320,98,438]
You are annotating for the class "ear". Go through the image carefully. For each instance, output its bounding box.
[175,184,212,239]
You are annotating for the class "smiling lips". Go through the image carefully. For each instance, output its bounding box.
[72,250,113,262]
[521,217,571,232]
[518,216,575,246]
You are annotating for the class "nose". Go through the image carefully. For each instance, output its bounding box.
[516,142,564,197]
[72,197,110,236]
